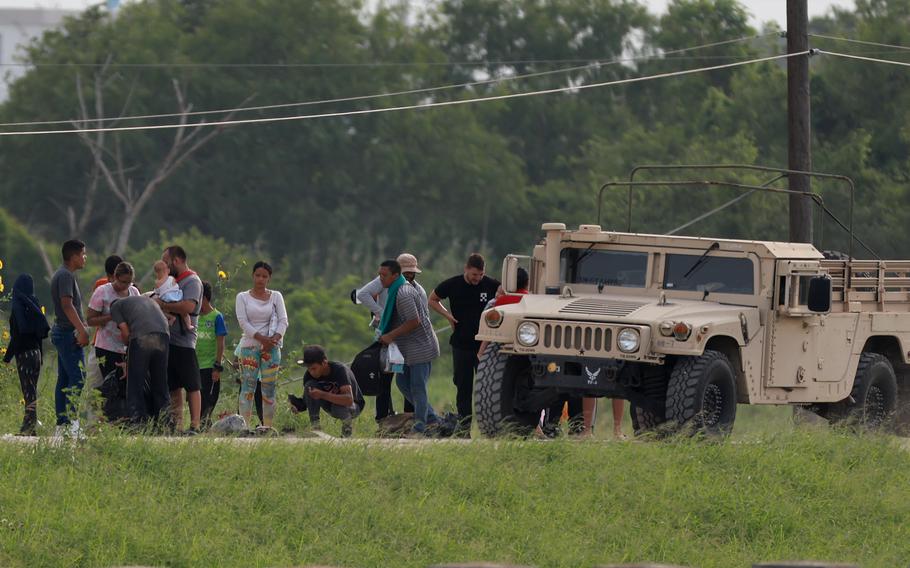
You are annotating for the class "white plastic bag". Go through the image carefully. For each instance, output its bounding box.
[381,342,405,374]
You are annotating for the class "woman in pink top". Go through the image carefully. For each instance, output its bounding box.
[86,262,140,385]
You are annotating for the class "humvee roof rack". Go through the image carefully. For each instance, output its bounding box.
[594,164,875,261]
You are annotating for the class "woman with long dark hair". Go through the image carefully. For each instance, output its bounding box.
[235,261,288,430]
[3,274,50,435]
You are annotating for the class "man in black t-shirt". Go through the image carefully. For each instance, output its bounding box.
[290,345,365,437]
[429,253,500,433]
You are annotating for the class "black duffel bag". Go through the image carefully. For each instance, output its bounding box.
[350,341,385,396]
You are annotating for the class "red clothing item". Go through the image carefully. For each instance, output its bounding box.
[495,288,529,307]
[175,269,197,283]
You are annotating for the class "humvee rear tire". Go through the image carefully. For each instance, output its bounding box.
[665,350,737,436]
[830,352,897,430]
[474,343,543,437]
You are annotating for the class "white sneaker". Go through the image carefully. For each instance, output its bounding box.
[68,420,85,440]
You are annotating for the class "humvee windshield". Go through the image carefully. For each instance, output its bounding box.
[561,248,648,287]
[663,254,754,294]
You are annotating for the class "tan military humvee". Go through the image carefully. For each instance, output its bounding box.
[474,222,910,437]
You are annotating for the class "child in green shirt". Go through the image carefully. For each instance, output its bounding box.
[197,281,228,427]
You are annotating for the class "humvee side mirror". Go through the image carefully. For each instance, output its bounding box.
[502,255,520,293]
[807,276,832,313]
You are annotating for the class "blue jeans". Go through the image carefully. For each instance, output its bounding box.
[51,325,86,425]
[396,362,438,431]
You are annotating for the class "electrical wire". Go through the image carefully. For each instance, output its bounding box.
[0,33,776,129]
[809,33,910,52]
[0,51,808,138]
[817,49,910,68]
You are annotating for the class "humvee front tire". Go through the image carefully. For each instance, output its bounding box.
[630,403,664,435]
[665,350,737,436]
[831,352,898,430]
[474,343,543,437]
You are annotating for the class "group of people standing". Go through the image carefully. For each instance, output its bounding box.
[3,241,624,439]
[2,239,289,436]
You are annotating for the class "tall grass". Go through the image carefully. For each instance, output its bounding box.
[0,431,908,567]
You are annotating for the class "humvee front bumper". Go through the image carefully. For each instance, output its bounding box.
[524,354,665,415]
[529,355,626,395]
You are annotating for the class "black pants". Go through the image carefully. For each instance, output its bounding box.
[200,368,221,426]
[96,347,125,381]
[303,380,363,423]
[126,333,170,423]
[374,372,413,420]
[452,347,479,420]
[15,349,41,429]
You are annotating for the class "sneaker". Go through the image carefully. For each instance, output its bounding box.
[68,421,86,441]
[254,425,278,437]
[405,426,430,439]
[18,417,37,437]
[450,416,471,439]
[181,427,200,437]
[341,423,353,438]
[309,421,322,432]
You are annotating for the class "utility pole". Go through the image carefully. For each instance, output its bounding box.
[787,0,812,242]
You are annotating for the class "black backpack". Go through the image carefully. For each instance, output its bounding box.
[98,369,129,422]
[350,342,384,396]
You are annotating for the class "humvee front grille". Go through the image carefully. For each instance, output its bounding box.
[542,323,613,353]
[559,298,647,317]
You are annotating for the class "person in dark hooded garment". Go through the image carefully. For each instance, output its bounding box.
[3,274,50,435]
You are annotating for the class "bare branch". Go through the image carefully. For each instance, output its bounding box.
[34,242,55,283]
[76,166,101,234]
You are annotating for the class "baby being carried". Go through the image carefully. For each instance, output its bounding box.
[152,260,194,331]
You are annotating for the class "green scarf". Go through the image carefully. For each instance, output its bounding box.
[377,275,406,335]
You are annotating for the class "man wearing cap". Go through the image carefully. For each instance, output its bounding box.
[397,253,427,305]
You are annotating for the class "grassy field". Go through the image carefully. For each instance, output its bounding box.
[2,355,909,567]
[0,431,908,567]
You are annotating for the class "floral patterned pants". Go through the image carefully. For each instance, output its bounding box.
[238,345,281,427]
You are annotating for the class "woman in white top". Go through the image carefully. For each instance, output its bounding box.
[235,261,289,429]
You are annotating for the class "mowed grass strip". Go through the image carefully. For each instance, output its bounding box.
[0,431,908,568]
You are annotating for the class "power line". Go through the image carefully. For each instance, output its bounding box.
[0,34,774,129]
[818,49,910,68]
[809,33,910,52]
[0,51,808,138]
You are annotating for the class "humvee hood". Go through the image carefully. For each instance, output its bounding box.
[498,293,754,324]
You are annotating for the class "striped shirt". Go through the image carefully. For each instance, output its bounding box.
[390,284,439,365]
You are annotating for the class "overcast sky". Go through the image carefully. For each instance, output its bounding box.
[0,0,857,28]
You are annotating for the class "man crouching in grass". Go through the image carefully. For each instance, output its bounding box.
[289,345,365,438]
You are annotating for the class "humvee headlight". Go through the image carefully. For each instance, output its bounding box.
[672,322,692,341]
[617,328,640,353]
[658,321,674,337]
[517,322,539,347]
[484,309,504,328]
